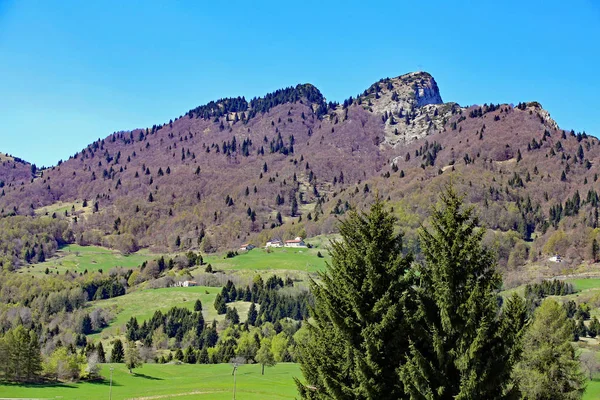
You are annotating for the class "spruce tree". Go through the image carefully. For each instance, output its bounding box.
[514,299,586,399]
[214,293,227,315]
[97,342,106,363]
[400,186,526,399]
[247,303,258,326]
[24,330,42,381]
[110,339,124,363]
[296,198,415,399]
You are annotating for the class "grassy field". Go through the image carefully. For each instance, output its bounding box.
[568,278,600,292]
[0,363,596,399]
[25,244,156,275]
[206,246,330,273]
[584,378,600,400]
[0,363,302,400]
[88,286,253,340]
[35,200,92,217]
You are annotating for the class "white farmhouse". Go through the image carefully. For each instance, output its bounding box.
[284,237,307,248]
[266,239,283,248]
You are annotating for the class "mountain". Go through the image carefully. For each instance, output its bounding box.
[0,152,34,187]
[0,72,597,278]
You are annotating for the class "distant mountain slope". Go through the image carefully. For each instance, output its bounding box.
[0,152,33,187]
[0,72,597,273]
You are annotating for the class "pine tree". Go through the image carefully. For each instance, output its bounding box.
[400,186,526,399]
[296,198,415,399]
[589,316,600,338]
[198,348,209,364]
[214,293,227,315]
[24,330,42,381]
[247,303,258,326]
[514,299,586,399]
[97,342,106,363]
[184,346,197,364]
[110,339,124,363]
[194,299,203,312]
[80,314,93,335]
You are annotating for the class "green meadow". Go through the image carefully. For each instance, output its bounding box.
[0,363,302,400]
[25,244,156,275]
[206,246,330,273]
[87,286,256,340]
[568,278,600,292]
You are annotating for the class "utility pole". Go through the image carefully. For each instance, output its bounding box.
[109,367,114,400]
[232,363,238,400]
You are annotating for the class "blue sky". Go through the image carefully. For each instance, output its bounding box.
[1,0,599,167]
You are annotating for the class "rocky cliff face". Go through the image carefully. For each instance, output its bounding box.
[355,72,456,147]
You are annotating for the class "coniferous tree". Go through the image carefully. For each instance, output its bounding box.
[296,198,415,399]
[194,299,203,312]
[214,293,227,315]
[110,339,124,363]
[400,186,526,399]
[247,303,258,326]
[24,330,42,381]
[97,342,106,363]
[589,316,600,338]
[514,299,586,399]
[80,314,93,335]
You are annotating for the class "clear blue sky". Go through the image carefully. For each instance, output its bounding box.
[1,0,599,167]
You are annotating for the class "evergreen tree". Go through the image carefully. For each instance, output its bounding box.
[174,348,184,361]
[194,299,203,312]
[110,339,124,363]
[296,198,416,399]
[589,316,600,338]
[97,342,106,363]
[226,307,240,324]
[24,330,42,381]
[247,303,258,326]
[126,317,139,341]
[80,314,93,335]
[400,186,526,399]
[198,348,209,364]
[576,319,587,338]
[214,293,227,315]
[184,346,197,364]
[514,299,586,399]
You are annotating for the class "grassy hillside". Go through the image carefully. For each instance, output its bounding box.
[89,286,221,339]
[25,244,156,275]
[0,363,302,400]
[206,246,329,273]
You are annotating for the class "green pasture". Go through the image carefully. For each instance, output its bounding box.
[584,378,600,400]
[0,362,301,400]
[568,278,600,292]
[206,246,330,273]
[88,286,252,340]
[26,244,156,275]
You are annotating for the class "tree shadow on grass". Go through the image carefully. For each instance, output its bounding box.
[2,381,77,389]
[86,378,122,387]
[132,373,163,380]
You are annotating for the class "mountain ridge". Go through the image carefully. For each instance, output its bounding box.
[0,71,596,279]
